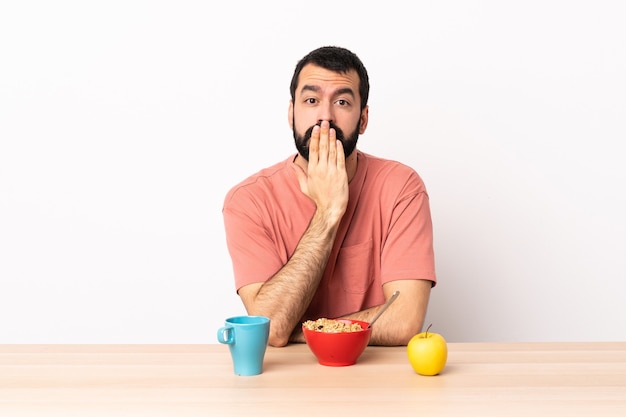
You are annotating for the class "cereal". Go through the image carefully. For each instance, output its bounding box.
[302,318,363,333]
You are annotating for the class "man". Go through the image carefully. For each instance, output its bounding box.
[223,46,436,347]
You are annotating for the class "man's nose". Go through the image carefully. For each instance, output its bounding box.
[316,103,335,125]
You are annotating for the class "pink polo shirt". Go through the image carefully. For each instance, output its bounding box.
[222,151,436,321]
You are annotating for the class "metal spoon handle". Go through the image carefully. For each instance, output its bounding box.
[367,290,400,329]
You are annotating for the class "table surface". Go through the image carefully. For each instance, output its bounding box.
[1,342,625,416]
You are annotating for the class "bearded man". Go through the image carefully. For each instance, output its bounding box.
[222,46,436,347]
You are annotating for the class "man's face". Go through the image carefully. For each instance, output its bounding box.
[289,64,367,161]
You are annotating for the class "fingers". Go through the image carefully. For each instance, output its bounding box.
[309,121,338,168]
[317,121,330,166]
[328,124,337,162]
[335,135,345,170]
[298,120,349,219]
[308,124,320,164]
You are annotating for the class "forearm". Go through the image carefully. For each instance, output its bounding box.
[245,210,340,346]
[340,280,432,346]
[293,289,428,346]
[341,306,424,346]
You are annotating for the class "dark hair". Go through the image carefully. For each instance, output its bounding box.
[289,46,370,111]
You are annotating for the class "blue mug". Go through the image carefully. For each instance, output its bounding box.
[217,315,270,376]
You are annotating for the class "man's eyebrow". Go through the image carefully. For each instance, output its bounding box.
[335,87,355,98]
[300,84,321,94]
[299,85,356,98]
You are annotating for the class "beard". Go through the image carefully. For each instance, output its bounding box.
[293,119,360,161]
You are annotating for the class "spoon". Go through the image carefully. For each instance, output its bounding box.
[367,291,400,329]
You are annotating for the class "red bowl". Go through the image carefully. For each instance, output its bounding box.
[302,319,372,366]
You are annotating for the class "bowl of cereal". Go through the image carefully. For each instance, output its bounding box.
[302,318,371,366]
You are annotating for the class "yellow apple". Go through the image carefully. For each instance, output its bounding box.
[407,324,447,376]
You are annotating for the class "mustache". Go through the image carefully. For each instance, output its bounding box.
[302,121,346,142]
[304,122,345,142]
[294,120,359,161]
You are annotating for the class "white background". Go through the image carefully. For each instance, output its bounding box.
[1,1,625,343]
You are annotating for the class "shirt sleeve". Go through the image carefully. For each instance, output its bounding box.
[222,187,285,292]
[380,171,437,286]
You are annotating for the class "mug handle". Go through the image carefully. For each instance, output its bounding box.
[217,325,234,344]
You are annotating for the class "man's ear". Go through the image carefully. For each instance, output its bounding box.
[359,105,369,134]
[288,100,294,130]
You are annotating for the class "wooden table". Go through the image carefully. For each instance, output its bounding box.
[1,342,625,416]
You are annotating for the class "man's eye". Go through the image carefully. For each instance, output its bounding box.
[336,99,349,106]
[305,98,317,104]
